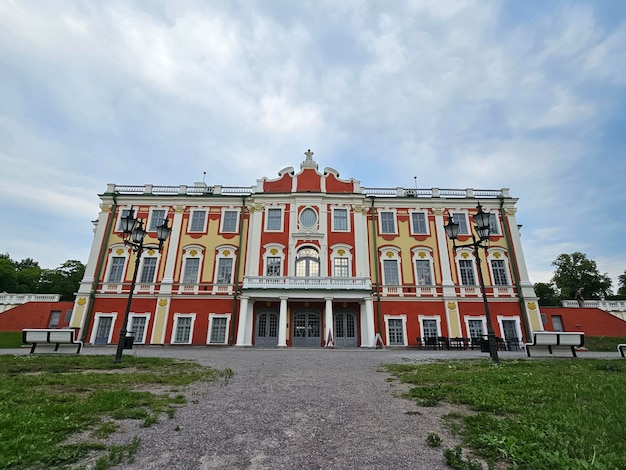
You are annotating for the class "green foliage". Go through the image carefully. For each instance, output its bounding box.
[533,282,560,306]
[618,271,626,297]
[443,445,484,470]
[426,432,443,447]
[551,252,613,300]
[0,253,85,301]
[93,436,140,470]
[0,355,230,468]
[386,359,626,469]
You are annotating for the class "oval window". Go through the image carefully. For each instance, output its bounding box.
[300,208,317,228]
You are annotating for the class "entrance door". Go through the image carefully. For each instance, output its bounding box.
[292,310,321,347]
[94,316,113,345]
[255,310,279,347]
[502,319,520,350]
[334,311,357,348]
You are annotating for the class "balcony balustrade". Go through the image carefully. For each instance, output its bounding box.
[243,276,372,290]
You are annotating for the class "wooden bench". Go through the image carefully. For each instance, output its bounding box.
[618,344,626,358]
[525,332,584,358]
[22,329,83,354]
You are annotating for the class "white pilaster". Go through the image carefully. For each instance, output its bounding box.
[360,297,376,347]
[159,205,185,294]
[278,296,288,347]
[324,297,334,346]
[433,208,456,296]
[353,206,370,277]
[236,296,250,346]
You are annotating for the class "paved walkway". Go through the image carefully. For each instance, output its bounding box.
[8,346,617,469]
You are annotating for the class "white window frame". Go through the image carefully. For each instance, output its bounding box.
[213,246,236,293]
[265,207,284,232]
[379,247,401,294]
[171,313,196,344]
[148,208,168,232]
[488,213,501,236]
[384,314,408,346]
[330,244,353,278]
[298,206,319,231]
[263,244,285,277]
[378,209,398,235]
[90,312,119,345]
[177,246,204,293]
[220,208,240,233]
[116,207,134,232]
[464,316,487,340]
[331,207,350,232]
[189,209,208,233]
[136,249,162,293]
[207,313,231,345]
[497,316,522,343]
[451,211,470,235]
[409,210,429,235]
[412,248,437,296]
[455,249,479,293]
[103,246,129,293]
[128,313,150,344]
[418,315,442,339]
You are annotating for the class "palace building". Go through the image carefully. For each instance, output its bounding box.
[69,150,543,348]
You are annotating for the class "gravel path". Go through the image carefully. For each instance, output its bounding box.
[65,346,528,470]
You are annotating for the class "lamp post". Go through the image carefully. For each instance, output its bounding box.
[114,208,171,363]
[444,203,499,365]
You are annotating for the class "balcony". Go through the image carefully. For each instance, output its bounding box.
[243,276,372,290]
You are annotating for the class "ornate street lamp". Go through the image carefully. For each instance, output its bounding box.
[444,203,499,365]
[114,207,171,363]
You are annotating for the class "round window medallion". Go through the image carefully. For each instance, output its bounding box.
[300,208,317,228]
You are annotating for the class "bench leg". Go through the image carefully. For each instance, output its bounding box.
[30,343,37,354]
[571,346,577,358]
[526,346,532,357]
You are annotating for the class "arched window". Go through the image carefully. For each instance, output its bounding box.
[295,247,320,277]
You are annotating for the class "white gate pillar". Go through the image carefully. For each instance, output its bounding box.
[278,296,288,347]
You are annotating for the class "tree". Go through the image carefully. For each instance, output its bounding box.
[551,252,613,300]
[0,253,18,292]
[617,271,626,296]
[39,260,86,301]
[534,282,560,306]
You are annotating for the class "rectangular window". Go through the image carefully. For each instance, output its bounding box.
[149,209,166,231]
[182,258,200,284]
[333,258,349,277]
[552,315,564,332]
[415,260,432,285]
[222,210,238,233]
[452,212,469,234]
[217,258,233,284]
[383,259,399,285]
[64,309,72,323]
[411,212,428,234]
[189,210,206,232]
[267,208,282,231]
[174,317,192,343]
[468,319,484,339]
[117,208,132,231]
[459,259,475,285]
[388,318,404,345]
[491,259,508,285]
[422,319,437,338]
[210,317,228,343]
[108,257,125,283]
[48,311,61,328]
[333,208,348,231]
[488,213,500,235]
[266,257,281,276]
[380,211,396,234]
[140,258,157,283]
[130,316,147,343]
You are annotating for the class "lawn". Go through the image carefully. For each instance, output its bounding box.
[386,359,626,469]
[0,354,232,469]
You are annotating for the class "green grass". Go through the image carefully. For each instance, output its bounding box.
[0,331,23,348]
[386,359,626,470]
[0,354,233,469]
[583,336,626,351]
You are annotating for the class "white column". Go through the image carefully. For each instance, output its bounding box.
[353,207,370,277]
[504,208,533,288]
[433,207,455,294]
[324,297,334,346]
[278,296,288,347]
[360,297,376,347]
[235,296,250,346]
[245,205,263,276]
[159,205,185,294]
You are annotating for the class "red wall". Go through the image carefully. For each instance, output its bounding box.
[541,307,626,337]
[0,302,75,331]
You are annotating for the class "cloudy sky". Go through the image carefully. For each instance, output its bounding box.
[1,0,625,291]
